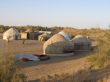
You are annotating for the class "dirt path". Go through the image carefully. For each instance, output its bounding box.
[19,53,90,81]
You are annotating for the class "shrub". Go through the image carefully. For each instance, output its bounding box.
[88,31,110,67]
[0,54,26,82]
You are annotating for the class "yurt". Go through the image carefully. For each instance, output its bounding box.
[38,33,51,41]
[58,31,71,41]
[3,28,20,41]
[43,31,74,54]
[72,35,91,51]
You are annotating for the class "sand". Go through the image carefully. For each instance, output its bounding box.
[0,39,110,82]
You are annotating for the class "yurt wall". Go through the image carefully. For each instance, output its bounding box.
[20,32,29,39]
[43,33,74,54]
[28,32,41,40]
[72,35,92,51]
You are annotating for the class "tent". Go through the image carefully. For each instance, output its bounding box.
[38,33,51,41]
[43,31,74,54]
[58,31,71,41]
[72,35,91,51]
[3,28,20,41]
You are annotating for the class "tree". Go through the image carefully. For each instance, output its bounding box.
[0,25,4,33]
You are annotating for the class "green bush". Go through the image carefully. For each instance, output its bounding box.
[0,54,26,82]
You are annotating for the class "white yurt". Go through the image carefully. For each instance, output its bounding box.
[38,33,51,41]
[43,31,74,54]
[72,35,91,51]
[58,31,71,41]
[3,28,20,41]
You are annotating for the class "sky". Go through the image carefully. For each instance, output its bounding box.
[0,0,110,28]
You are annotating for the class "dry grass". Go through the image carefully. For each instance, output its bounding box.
[63,28,106,40]
[0,33,2,39]
[28,66,110,82]
[0,53,26,82]
[88,31,110,67]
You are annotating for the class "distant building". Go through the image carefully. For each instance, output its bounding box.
[20,32,41,40]
[20,32,29,39]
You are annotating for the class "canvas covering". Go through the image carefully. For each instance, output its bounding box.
[72,35,91,51]
[43,31,74,54]
[3,28,20,41]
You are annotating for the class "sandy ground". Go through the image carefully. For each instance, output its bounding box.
[20,55,89,81]
[1,40,43,54]
[0,39,90,80]
[0,39,110,82]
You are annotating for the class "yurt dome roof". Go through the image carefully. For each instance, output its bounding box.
[3,28,19,36]
[48,34,66,42]
[72,35,91,44]
[39,33,51,37]
[58,31,71,41]
[43,33,73,54]
[3,28,20,41]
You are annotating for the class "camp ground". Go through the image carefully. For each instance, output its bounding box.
[1,0,110,81]
[1,28,97,81]
[1,26,110,82]
[2,28,95,62]
[1,38,93,81]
